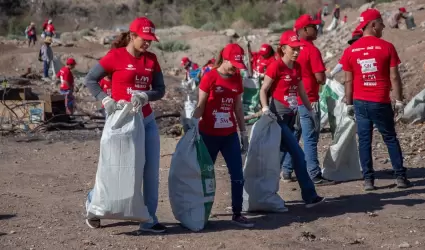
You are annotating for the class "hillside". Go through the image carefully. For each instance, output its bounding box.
[0,0,375,35]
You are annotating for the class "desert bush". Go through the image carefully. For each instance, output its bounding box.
[201,22,219,31]
[155,40,190,52]
[7,16,31,36]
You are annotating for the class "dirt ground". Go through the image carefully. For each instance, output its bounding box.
[1,128,425,250]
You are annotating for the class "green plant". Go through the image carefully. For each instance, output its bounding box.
[201,22,218,31]
[7,16,30,36]
[155,40,190,52]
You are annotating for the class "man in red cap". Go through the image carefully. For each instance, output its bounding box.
[254,44,276,77]
[181,56,199,81]
[341,8,410,191]
[281,14,334,185]
[57,58,77,115]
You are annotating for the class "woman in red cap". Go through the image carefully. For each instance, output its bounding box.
[57,58,77,115]
[181,56,199,80]
[259,30,325,208]
[84,17,166,233]
[201,58,216,77]
[189,43,253,228]
[254,44,276,78]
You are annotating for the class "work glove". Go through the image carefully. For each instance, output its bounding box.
[183,117,199,133]
[240,130,249,154]
[346,104,355,120]
[102,96,117,116]
[131,91,149,110]
[262,106,277,120]
[394,100,405,122]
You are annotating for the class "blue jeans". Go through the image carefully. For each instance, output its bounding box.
[278,119,318,204]
[200,132,244,215]
[43,60,50,78]
[282,105,322,179]
[354,100,406,180]
[87,113,161,227]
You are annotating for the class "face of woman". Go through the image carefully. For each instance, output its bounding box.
[131,34,152,52]
[282,45,301,61]
[222,60,237,75]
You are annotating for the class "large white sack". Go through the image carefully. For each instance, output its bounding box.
[322,100,362,181]
[242,115,287,212]
[169,125,215,232]
[87,103,152,222]
[401,88,425,124]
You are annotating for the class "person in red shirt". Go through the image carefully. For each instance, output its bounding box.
[281,14,334,185]
[44,19,55,38]
[260,30,325,208]
[341,9,410,190]
[57,58,77,115]
[254,44,276,77]
[84,17,167,232]
[181,56,199,80]
[201,58,215,76]
[189,43,254,228]
[98,75,112,117]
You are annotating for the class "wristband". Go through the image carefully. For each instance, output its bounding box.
[262,106,270,112]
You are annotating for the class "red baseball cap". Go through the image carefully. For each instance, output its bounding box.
[129,17,158,42]
[399,7,407,13]
[279,30,304,47]
[258,44,272,56]
[356,8,382,30]
[293,14,321,31]
[66,58,76,65]
[221,43,246,69]
[181,57,190,66]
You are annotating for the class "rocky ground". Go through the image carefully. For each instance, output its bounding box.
[1,0,425,249]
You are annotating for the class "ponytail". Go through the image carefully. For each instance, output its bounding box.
[213,49,224,69]
[112,31,130,49]
[276,45,284,58]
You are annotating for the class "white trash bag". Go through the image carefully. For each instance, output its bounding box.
[169,125,216,232]
[401,88,425,124]
[242,115,287,212]
[319,78,345,130]
[322,102,362,182]
[87,103,152,222]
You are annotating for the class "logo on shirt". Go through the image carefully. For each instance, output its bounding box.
[284,75,292,81]
[135,75,150,88]
[126,64,136,70]
[232,89,238,92]
[145,68,153,71]
[215,86,224,93]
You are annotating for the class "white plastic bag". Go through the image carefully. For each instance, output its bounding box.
[401,88,425,124]
[169,125,215,232]
[319,79,345,129]
[322,101,362,181]
[87,103,152,222]
[242,115,287,212]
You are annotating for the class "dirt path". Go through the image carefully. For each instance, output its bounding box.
[1,132,425,250]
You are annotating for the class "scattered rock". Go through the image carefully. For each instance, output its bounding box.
[399,242,411,248]
[9,230,16,234]
[367,212,378,217]
[82,239,96,246]
[299,231,316,242]
[216,242,226,249]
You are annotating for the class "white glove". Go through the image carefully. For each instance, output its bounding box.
[240,130,249,154]
[131,91,149,109]
[102,96,117,116]
[262,106,277,120]
[346,105,355,119]
[394,100,404,121]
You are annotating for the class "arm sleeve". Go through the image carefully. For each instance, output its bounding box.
[199,73,212,93]
[330,63,343,76]
[341,51,352,72]
[310,48,326,73]
[145,71,165,101]
[389,44,401,67]
[84,63,108,101]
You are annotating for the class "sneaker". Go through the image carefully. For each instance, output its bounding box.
[313,176,336,186]
[305,196,326,208]
[85,218,101,228]
[282,173,295,183]
[232,215,254,228]
[139,223,167,233]
[396,177,412,189]
[364,179,376,191]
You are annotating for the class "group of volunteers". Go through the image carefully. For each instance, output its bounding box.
[25,19,56,47]
[81,6,411,232]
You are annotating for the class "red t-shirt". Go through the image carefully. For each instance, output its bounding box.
[251,52,260,72]
[99,78,112,96]
[296,39,326,104]
[266,59,302,109]
[198,69,243,136]
[341,36,401,104]
[46,24,55,33]
[57,66,74,91]
[256,56,277,73]
[99,47,161,117]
